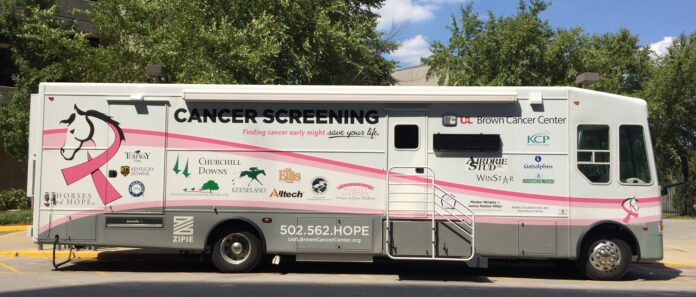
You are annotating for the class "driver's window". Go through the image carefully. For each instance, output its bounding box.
[619,125,652,184]
[577,125,610,183]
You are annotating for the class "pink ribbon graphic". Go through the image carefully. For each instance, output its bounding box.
[61,124,122,204]
[621,198,639,223]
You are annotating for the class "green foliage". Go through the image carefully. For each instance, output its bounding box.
[201,180,219,192]
[0,210,32,225]
[0,189,28,211]
[423,0,652,94]
[642,33,696,183]
[0,0,396,167]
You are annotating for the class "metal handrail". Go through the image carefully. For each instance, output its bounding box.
[386,166,475,262]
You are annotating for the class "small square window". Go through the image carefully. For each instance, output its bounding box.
[578,152,592,162]
[395,125,419,149]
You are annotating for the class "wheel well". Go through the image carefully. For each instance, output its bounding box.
[578,222,639,258]
[205,218,266,253]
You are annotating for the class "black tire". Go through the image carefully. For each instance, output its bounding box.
[211,230,263,273]
[577,237,631,280]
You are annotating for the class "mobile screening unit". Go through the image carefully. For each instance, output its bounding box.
[28,83,663,280]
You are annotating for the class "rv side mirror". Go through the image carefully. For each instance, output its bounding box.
[661,186,668,196]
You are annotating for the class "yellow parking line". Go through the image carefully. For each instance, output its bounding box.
[0,225,28,232]
[0,261,22,274]
[0,231,23,239]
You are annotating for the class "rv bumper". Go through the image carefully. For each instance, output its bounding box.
[638,234,663,262]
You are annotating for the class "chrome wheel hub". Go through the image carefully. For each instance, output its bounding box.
[220,233,251,265]
[589,240,621,272]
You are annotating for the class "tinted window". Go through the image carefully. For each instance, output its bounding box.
[395,125,419,149]
[620,125,651,184]
[433,134,502,152]
[577,125,610,183]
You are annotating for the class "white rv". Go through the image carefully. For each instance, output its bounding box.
[28,83,664,280]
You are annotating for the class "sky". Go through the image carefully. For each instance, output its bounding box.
[377,0,696,68]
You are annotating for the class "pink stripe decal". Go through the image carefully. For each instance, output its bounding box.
[42,128,662,207]
[38,199,662,234]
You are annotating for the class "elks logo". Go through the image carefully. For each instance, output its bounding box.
[279,168,301,183]
[59,105,125,205]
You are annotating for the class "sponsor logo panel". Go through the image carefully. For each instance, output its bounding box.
[173,216,194,243]
[466,157,508,171]
[279,168,301,183]
[125,150,150,162]
[527,132,551,146]
[336,183,375,200]
[128,181,145,197]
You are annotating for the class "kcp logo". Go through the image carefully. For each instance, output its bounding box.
[527,132,550,145]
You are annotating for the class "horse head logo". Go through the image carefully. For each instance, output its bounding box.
[621,197,639,223]
[59,105,126,205]
[59,105,125,160]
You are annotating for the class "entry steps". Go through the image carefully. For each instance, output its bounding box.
[385,167,475,261]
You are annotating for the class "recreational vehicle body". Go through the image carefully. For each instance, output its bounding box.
[27,83,663,280]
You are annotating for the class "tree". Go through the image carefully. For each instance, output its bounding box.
[201,180,219,193]
[642,33,696,184]
[423,0,652,94]
[0,1,95,166]
[0,0,397,166]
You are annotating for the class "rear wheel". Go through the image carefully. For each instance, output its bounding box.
[211,230,262,273]
[577,237,631,280]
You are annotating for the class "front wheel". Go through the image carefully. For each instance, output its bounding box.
[577,237,631,280]
[211,230,262,273]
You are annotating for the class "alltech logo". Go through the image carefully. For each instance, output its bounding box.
[279,168,301,183]
[269,188,303,198]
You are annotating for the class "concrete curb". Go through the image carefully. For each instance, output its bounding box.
[0,225,29,232]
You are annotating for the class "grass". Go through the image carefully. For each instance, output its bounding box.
[0,210,32,225]
[663,213,696,220]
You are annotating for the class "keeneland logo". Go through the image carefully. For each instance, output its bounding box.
[279,168,301,183]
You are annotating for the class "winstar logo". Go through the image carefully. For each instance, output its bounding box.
[269,189,303,198]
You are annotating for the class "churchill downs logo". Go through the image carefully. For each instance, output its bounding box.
[59,105,125,205]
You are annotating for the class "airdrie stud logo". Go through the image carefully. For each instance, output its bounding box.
[173,216,194,243]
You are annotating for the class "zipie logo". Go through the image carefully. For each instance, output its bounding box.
[59,105,125,205]
[279,168,301,183]
[527,132,550,146]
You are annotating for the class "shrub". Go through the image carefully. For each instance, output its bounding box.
[0,188,28,211]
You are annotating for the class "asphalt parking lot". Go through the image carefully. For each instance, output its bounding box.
[0,253,695,297]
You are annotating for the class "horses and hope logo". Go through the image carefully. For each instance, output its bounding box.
[59,105,125,205]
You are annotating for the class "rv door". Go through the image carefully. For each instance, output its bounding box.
[103,101,168,213]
